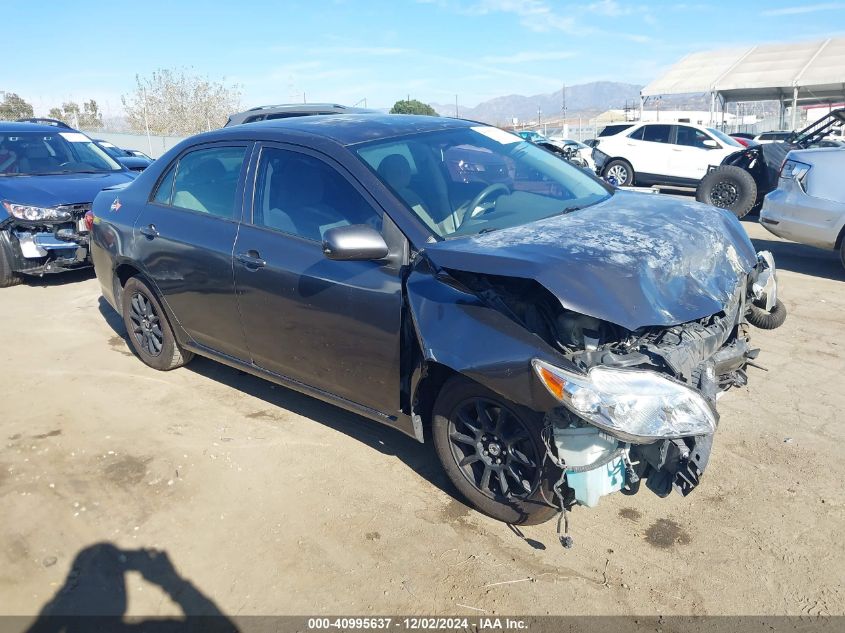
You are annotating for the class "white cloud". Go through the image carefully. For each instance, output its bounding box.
[762,2,845,16]
[320,46,411,56]
[481,50,578,64]
[587,0,632,16]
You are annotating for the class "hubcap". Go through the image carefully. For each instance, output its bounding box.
[607,164,628,184]
[447,398,540,500]
[129,292,163,357]
[711,181,739,207]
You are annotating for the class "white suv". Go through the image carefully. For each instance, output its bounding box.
[593,122,744,187]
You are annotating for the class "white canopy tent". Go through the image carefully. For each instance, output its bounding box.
[641,38,845,130]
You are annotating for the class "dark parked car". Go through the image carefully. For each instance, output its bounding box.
[125,149,153,160]
[597,123,634,137]
[0,121,136,286]
[94,140,153,171]
[225,103,376,127]
[91,115,782,531]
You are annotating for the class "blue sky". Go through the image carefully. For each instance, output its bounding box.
[3,0,844,116]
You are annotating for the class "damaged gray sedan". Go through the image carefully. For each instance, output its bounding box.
[90,115,784,535]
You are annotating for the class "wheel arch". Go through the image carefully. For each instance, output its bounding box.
[411,361,461,442]
[113,264,191,348]
[835,222,845,250]
[601,156,634,172]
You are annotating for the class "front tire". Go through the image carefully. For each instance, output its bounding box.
[696,165,757,218]
[432,376,559,525]
[603,159,634,186]
[0,234,23,288]
[121,276,194,371]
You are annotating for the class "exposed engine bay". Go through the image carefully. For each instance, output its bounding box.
[443,249,780,515]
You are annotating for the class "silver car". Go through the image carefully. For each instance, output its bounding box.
[760,147,845,268]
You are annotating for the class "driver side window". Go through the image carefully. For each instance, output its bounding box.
[252,148,382,242]
[676,126,711,149]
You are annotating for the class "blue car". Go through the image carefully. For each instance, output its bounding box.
[0,121,137,286]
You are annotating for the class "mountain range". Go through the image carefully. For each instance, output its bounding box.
[432,81,645,125]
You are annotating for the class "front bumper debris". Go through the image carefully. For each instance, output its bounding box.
[2,206,91,275]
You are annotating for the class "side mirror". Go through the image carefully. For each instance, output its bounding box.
[702,139,719,149]
[322,224,389,261]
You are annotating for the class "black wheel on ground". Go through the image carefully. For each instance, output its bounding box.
[0,233,23,288]
[840,239,845,271]
[121,276,194,370]
[432,375,559,525]
[602,159,634,186]
[747,299,787,330]
[696,165,757,219]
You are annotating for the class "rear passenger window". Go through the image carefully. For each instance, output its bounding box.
[170,146,247,218]
[641,125,672,144]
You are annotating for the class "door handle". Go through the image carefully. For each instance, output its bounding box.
[236,251,266,270]
[139,224,159,239]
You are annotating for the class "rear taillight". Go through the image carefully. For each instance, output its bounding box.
[779,159,811,192]
[84,210,95,232]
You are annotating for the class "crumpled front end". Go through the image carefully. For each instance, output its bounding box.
[417,246,782,512]
[531,250,782,508]
[0,203,92,275]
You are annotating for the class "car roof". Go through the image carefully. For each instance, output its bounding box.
[0,121,79,133]
[226,103,379,125]
[239,102,373,113]
[206,114,478,146]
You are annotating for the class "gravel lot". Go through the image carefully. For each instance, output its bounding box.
[1,219,843,622]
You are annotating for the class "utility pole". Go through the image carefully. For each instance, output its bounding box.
[537,105,541,129]
[455,94,459,118]
[141,86,153,156]
[561,83,566,123]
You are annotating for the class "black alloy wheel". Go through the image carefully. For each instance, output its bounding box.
[447,398,540,500]
[128,291,164,357]
[710,180,739,207]
[120,276,194,371]
[432,376,558,525]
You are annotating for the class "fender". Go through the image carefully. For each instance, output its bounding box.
[405,257,568,416]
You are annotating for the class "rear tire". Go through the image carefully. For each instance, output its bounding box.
[432,376,559,525]
[121,276,194,370]
[696,166,757,219]
[0,234,23,288]
[839,239,845,271]
[603,159,634,186]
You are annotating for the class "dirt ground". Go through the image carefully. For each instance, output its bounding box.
[1,218,844,622]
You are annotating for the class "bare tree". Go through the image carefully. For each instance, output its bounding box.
[48,100,103,130]
[0,92,34,120]
[121,68,241,136]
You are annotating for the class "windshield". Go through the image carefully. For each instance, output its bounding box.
[0,131,123,175]
[707,128,743,148]
[355,126,611,239]
[97,141,130,158]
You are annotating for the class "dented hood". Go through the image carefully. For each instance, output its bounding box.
[423,191,757,331]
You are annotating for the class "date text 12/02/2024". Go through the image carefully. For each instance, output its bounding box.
[307,617,529,630]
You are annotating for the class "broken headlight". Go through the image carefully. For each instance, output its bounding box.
[2,201,72,222]
[532,359,717,442]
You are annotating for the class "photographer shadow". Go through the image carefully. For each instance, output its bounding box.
[25,542,237,633]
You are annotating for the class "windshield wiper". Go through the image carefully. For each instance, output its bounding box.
[560,205,585,214]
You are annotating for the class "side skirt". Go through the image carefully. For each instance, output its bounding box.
[183,342,421,442]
